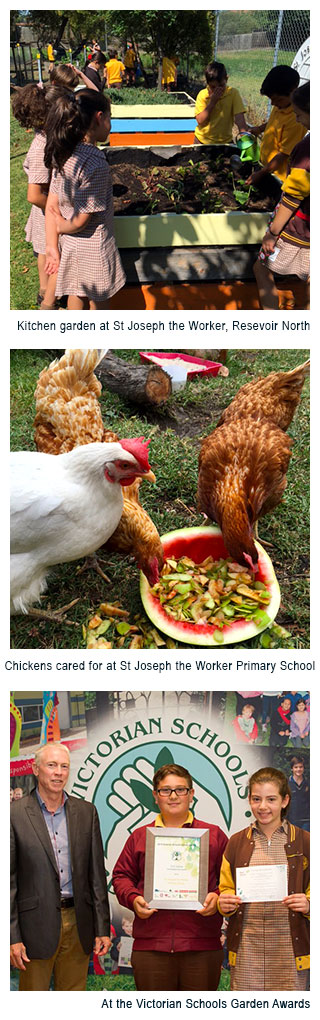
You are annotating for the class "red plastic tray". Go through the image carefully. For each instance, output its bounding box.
[139,351,223,378]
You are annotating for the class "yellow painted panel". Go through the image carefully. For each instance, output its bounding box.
[111,104,195,119]
[114,211,270,248]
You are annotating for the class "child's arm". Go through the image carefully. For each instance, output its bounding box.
[71,65,99,91]
[261,200,301,255]
[234,112,250,134]
[49,208,92,235]
[249,121,267,137]
[249,151,287,186]
[45,192,60,275]
[27,183,49,210]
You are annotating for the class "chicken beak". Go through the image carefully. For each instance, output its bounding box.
[142,469,156,483]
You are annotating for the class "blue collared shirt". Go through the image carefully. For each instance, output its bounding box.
[36,789,73,897]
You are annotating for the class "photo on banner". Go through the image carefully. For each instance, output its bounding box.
[10,689,310,992]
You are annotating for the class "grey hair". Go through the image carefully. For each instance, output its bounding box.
[34,741,70,766]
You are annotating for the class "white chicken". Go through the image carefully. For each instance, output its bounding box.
[10,438,155,614]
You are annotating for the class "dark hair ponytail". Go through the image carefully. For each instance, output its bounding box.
[44,88,110,171]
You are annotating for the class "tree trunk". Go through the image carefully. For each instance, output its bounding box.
[97,352,172,405]
[133,38,149,86]
[53,15,69,51]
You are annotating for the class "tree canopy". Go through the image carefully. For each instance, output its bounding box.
[14,9,214,66]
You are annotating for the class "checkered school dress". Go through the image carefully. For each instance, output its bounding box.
[50,143,125,301]
[23,132,49,256]
[230,821,308,991]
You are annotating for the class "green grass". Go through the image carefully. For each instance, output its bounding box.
[10,112,40,309]
[10,348,310,650]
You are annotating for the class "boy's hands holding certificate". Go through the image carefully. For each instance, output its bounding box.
[196,891,218,916]
[133,895,158,919]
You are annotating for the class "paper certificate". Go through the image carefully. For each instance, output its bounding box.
[144,827,209,909]
[236,864,288,903]
[153,835,200,902]
[118,937,133,969]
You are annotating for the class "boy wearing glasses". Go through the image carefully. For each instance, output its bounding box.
[113,763,227,991]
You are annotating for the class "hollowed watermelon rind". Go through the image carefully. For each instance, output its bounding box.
[140,525,280,646]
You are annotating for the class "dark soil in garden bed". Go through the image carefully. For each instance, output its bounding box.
[110,152,280,216]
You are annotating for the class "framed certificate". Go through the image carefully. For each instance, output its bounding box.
[144,827,209,910]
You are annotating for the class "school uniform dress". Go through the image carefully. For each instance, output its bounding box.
[49,143,125,301]
[23,132,49,256]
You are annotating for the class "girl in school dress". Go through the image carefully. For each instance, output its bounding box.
[11,83,57,308]
[218,767,310,991]
[44,89,125,310]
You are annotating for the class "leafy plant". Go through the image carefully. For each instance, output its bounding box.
[232,173,251,207]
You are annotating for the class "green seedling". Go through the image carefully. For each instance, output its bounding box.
[232,173,251,207]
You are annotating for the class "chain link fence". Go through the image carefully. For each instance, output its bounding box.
[214,9,310,120]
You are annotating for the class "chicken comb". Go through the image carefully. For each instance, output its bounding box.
[119,437,151,469]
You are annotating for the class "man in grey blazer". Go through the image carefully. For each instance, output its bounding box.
[10,741,110,990]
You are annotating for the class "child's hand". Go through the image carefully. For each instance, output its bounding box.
[209,84,226,106]
[261,230,277,256]
[250,122,267,137]
[247,168,265,187]
[283,894,309,914]
[218,894,241,914]
[197,892,218,916]
[45,246,60,275]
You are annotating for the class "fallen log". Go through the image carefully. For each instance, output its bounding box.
[96,352,172,406]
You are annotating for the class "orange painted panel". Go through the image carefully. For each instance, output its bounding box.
[109,131,195,147]
[109,280,307,311]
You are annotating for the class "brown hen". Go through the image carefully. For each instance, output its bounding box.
[198,419,292,570]
[217,359,310,432]
[34,349,163,586]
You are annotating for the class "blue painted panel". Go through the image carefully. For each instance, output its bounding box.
[111,118,196,133]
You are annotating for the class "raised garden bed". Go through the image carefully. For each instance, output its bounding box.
[109,145,281,249]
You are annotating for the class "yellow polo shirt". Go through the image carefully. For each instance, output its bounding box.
[155,811,194,827]
[260,105,306,182]
[195,85,245,144]
[106,58,125,84]
[162,57,177,85]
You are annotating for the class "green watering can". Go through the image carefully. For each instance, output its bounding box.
[236,132,260,163]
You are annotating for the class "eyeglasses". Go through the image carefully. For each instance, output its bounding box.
[156,787,191,798]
